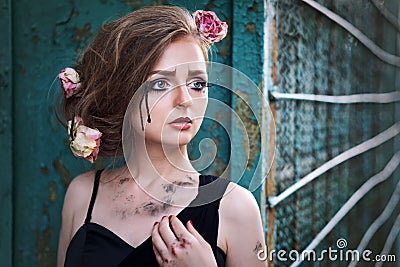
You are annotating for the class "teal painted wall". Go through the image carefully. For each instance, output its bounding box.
[0,0,265,266]
[0,1,13,267]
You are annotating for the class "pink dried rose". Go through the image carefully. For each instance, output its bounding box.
[193,10,228,44]
[58,67,82,98]
[67,116,102,163]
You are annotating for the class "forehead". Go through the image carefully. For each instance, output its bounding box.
[152,38,206,73]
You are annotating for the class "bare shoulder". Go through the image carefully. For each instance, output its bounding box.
[218,182,267,267]
[220,182,261,220]
[62,171,96,231]
[66,171,96,195]
[58,171,96,266]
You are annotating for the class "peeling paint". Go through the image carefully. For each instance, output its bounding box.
[40,163,49,176]
[211,157,227,177]
[205,0,217,10]
[55,7,78,27]
[234,90,261,170]
[36,227,55,267]
[72,23,92,43]
[245,22,256,33]
[72,22,93,53]
[270,18,278,85]
[53,158,72,188]
[248,1,258,12]
[49,181,58,203]
[217,18,232,58]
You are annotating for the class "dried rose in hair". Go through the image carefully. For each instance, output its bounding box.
[58,67,82,98]
[67,116,102,163]
[193,10,228,44]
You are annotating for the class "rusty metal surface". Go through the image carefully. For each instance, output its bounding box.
[230,0,265,202]
[265,0,399,266]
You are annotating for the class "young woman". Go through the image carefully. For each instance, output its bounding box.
[57,6,267,267]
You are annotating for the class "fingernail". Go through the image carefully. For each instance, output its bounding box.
[169,215,173,221]
[188,220,193,227]
[153,221,159,226]
[162,216,166,220]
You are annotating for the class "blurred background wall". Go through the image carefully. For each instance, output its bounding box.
[265,0,400,266]
[0,0,399,266]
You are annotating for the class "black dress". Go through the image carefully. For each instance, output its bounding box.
[64,169,230,267]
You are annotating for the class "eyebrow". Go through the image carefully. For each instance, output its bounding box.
[148,69,176,77]
[148,69,207,78]
[188,69,207,77]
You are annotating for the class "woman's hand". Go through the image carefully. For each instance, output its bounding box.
[151,215,218,267]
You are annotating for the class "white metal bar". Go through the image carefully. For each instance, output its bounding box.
[375,213,400,267]
[300,0,400,67]
[268,122,400,208]
[290,151,400,267]
[348,179,400,267]
[369,0,400,32]
[270,91,400,104]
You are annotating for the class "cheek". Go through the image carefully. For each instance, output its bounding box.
[127,91,164,134]
[126,97,143,133]
[147,92,173,120]
[146,91,208,124]
[192,96,208,116]
[151,93,170,109]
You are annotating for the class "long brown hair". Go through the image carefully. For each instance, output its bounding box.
[61,6,210,158]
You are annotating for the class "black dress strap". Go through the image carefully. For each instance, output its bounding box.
[190,175,230,207]
[85,169,104,224]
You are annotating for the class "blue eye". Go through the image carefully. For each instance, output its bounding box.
[187,80,208,91]
[149,79,171,91]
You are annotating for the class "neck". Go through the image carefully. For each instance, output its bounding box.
[123,136,199,207]
[126,135,198,185]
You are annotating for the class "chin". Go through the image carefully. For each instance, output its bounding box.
[178,137,193,146]
[145,133,193,146]
[167,135,194,147]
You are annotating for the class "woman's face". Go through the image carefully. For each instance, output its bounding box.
[133,37,208,147]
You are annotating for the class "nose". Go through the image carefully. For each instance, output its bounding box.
[173,84,193,108]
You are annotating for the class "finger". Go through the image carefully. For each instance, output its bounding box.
[186,220,208,246]
[158,216,179,245]
[152,244,164,266]
[153,244,174,266]
[151,222,170,260]
[169,215,191,241]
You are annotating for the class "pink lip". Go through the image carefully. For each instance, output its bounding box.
[169,117,192,130]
